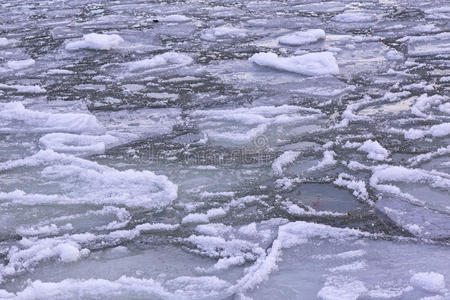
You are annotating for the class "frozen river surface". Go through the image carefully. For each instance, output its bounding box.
[0,0,449,299]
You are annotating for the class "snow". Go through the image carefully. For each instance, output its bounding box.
[411,94,447,117]
[182,208,227,224]
[65,33,124,51]
[272,151,300,176]
[333,173,370,204]
[55,243,81,263]
[405,123,450,139]
[308,150,337,171]
[410,272,446,293]
[358,140,390,161]
[249,52,339,76]
[278,29,325,46]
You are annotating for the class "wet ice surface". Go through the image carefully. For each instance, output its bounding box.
[0,0,449,299]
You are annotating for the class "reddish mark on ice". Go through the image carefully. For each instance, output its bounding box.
[312,201,320,207]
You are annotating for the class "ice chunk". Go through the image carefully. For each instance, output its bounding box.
[407,33,450,57]
[318,280,368,300]
[405,123,450,140]
[410,272,446,293]
[357,140,390,161]
[6,59,35,70]
[0,37,15,47]
[333,173,370,204]
[308,150,337,171]
[278,29,325,46]
[0,102,104,134]
[0,150,178,209]
[189,104,324,146]
[332,12,377,23]
[201,26,248,41]
[125,52,192,72]
[182,208,227,224]
[249,52,339,76]
[0,276,171,299]
[411,94,448,117]
[272,151,300,176]
[39,133,119,155]
[160,15,191,22]
[0,84,45,94]
[65,33,124,51]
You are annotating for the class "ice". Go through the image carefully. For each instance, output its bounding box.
[159,15,191,23]
[0,37,15,47]
[6,59,35,70]
[124,52,192,72]
[0,150,178,209]
[357,140,390,161]
[65,33,124,51]
[247,222,450,300]
[0,84,46,94]
[0,102,104,134]
[278,29,325,46]
[249,52,339,76]
[410,272,446,293]
[333,173,370,204]
[39,133,119,155]
[411,94,448,118]
[332,12,377,23]
[407,33,450,57]
[317,280,368,300]
[272,151,300,176]
[405,123,450,140]
[201,26,248,41]
[308,150,336,171]
[0,0,449,298]
[189,104,324,146]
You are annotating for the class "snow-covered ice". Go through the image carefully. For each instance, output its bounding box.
[65,33,124,51]
[278,29,325,46]
[249,52,339,76]
[0,0,449,298]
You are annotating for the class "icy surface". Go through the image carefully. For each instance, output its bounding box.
[0,0,449,299]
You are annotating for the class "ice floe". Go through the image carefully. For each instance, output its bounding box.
[249,52,339,76]
[278,29,325,46]
[65,33,124,51]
